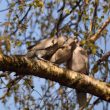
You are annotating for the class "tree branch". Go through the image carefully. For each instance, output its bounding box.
[97,51,110,64]
[10,5,31,36]
[92,51,110,74]
[89,17,110,42]
[0,55,110,102]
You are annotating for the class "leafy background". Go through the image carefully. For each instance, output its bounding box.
[0,0,110,109]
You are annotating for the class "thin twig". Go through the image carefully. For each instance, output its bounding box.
[9,5,32,36]
[0,76,22,100]
[88,98,100,110]
[97,51,110,64]
[89,0,98,34]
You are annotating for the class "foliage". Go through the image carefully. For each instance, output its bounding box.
[0,0,110,109]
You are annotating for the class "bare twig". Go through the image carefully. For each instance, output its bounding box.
[89,0,98,33]
[88,98,101,110]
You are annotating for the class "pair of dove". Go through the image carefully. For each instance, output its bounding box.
[26,36,89,107]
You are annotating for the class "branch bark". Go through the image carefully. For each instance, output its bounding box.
[0,55,110,102]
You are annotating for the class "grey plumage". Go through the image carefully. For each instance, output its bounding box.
[67,44,89,107]
[26,36,89,108]
[26,36,67,60]
[26,36,76,63]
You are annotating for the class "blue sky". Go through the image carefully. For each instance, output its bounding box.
[0,1,110,110]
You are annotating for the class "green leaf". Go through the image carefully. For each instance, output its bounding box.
[33,0,44,8]
[103,6,108,13]
[80,40,86,45]
[15,41,22,46]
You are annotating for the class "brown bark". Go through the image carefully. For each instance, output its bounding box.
[0,55,110,102]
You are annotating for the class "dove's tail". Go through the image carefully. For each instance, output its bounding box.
[76,90,87,108]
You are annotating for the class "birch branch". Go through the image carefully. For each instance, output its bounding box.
[0,55,110,102]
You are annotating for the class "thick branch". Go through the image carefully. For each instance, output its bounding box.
[0,55,110,101]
